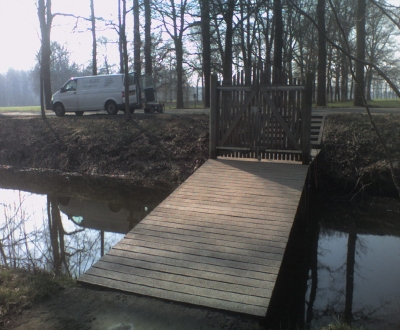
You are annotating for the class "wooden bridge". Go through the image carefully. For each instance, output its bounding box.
[78,74,313,317]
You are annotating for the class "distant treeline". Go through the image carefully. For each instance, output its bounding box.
[0,69,39,107]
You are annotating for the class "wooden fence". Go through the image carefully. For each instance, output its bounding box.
[209,73,313,165]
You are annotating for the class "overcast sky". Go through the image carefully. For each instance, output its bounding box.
[0,0,121,74]
[1,1,399,75]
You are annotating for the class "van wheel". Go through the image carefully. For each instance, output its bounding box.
[106,101,118,115]
[54,103,65,117]
[75,111,84,116]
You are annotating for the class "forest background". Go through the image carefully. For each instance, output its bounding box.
[0,0,400,111]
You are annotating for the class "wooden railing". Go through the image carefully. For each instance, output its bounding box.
[209,73,312,165]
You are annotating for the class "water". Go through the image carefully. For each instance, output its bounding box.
[307,227,400,329]
[0,175,399,329]
[0,181,172,278]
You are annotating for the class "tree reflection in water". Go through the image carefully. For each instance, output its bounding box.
[0,190,126,277]
[1,186,399,329]
[307,226,400,330]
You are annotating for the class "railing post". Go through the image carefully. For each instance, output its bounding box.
[209,74,218,159]
[301,72,313,165]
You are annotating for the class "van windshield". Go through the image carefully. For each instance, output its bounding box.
[63,80,77,92]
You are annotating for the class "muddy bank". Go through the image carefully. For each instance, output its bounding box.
[0,114,209,188]
[0,112,399,197]
[315,113,400,196]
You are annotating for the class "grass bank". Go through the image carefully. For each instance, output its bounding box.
[0,267,75,327]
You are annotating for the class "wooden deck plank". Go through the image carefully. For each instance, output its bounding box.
[92,260,271,298]
[169,191,301,207]
[142,212,293,234]
[155,203,297,221]
[78,158,308,317]
[150,208,295,229]
[130,227,288,251]
[158,200,299,218]
[142,214,292,236]
[114,241,284,269]
[172,186,303,201]
[119,236,285,265]
[78,274,268,316]
[83,267,270,307]
[131,225,288,249]
[135,221,291,244]
[106,248,277,281]
[99,254,276,289]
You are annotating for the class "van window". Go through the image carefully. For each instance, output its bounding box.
[124,74,136,86]
[140,74,154,89]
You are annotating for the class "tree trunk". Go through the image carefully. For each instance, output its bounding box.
[273,0,284,84]
[133,0,141,75]
[118,0,124,74]
[90,0,97,75]
[48,195,62,275]
[40,70,46,119]
[344,232,357,324]
[316,0,326,106]
[354,0,366,106]
[222,0,235,85]
[200,0,210,107]
[37,0,53,112]
[341,45,349,101]
[366,66,373,100]
[144,0,152,75]
[122,0,131,120]
[175,38,184,108]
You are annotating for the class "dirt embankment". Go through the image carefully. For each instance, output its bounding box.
[0,112,399,196]
[316,113,400,196]
[0,114,209,188]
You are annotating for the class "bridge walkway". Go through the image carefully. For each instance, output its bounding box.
[78,158,309,317]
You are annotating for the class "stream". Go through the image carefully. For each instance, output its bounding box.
[0,175,399,329]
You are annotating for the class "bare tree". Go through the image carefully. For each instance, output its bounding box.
[317,0,327,106]
[37,0,54,115]
[118,0,124,74]
[354,0,366,106]
[144,0,153,75]
[273,0,284,83]
[90,0,98,75]
[155,0,193,108]
[133,0,141,75]
[121,0,132,120]
[200,0,210,107]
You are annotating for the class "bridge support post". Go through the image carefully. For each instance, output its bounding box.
[301,72,313,165]
[209,74,218,159]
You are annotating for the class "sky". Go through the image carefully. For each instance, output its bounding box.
[1,0,399,76]
[0,0,122,74]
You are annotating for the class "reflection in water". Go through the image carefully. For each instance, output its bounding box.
[1,176,400,330]
[267,195,400,330]
[307,228,400,330]
[0,185,170,278]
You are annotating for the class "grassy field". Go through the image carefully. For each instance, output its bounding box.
[326,99,400,108]
[0,106,41,112]
[1,99,399,112]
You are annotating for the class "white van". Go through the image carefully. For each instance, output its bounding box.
[51,73,141,116]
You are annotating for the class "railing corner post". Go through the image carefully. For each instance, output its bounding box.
[301,72,313,165]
